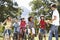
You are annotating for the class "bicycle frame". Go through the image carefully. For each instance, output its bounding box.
[4,29,10,40]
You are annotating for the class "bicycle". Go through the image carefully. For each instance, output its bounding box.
[13,32,18,40]
[4,29,11,40]
[20,27,27,40]
[28,27,35,40]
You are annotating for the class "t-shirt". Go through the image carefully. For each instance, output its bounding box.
[5,21,12,29]
[20,21,26,28]
[52,9,59,26]
[40,20,46,29]
[13,22,19,28]
[13,22,20,32]
[28,21,34,29]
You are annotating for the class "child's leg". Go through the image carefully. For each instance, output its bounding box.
[44,35,46,40]
[19,34,22,40]
[28,29,31,40]
[39,29,43,40]
[32,27,35,35]
[39,33,43,40]
[32,28,35,40]
[19,34,23,40]
[28,28,30,34]
[9,30,11,40]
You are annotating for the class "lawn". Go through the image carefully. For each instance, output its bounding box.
[0,37,60,40]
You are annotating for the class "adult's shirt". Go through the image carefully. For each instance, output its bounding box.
[52,9,59,26]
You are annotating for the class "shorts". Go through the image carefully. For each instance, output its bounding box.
[28,27,35,34]
[40,29,46,35]
[20,27,26,34]
[4,29,11,36]
[20,27,26,30]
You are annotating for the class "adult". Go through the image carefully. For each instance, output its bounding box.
[48,4,59,40]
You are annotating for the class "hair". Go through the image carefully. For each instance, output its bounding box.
[6,16,10,19]
[6,16,12,21]
[40,16,44,19]
[51,4,57,8]
[28,17,32,22]
[40,16,45,20]
[21,18,25,20]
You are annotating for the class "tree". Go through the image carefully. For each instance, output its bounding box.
[30,0,50,17]
[29,0,60,33]
[30,0,60,19]
[0,0,22,22]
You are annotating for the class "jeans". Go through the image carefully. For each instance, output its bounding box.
[49,25,58,40]
[4,29,11,36]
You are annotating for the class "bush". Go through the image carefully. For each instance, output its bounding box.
[0,25,5,33]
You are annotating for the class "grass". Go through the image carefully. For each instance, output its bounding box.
[0,36,60,40]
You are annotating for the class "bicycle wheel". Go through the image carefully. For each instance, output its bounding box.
[4,34,10,40]
[13,33,18,40]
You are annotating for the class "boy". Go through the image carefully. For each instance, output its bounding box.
[13,18,20,40]
[28,16,35,40]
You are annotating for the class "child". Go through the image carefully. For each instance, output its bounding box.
[39,15,46,40]
[13,18,20,40]
[2,16,12,40]
[20,18,26,40]
[28,16,35,40]
[20,18,26,29]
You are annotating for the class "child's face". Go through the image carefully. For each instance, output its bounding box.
[30,18,33,21]
[15,19,18,22]
[22,19,25,21]
[41,17,44,19]
[8,17,11,20]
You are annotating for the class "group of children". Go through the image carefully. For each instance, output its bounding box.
[2,15,48,40]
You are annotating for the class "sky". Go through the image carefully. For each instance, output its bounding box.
[14,0,33,22]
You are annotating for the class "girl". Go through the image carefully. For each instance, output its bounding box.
[39,15,46,40]
[20,18,26,40]
[2,16,12,40]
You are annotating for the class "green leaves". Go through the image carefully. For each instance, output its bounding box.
[0,0,22,22]
[30,0,44,10]
[30,0,50,17]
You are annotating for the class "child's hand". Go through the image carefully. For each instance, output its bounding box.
[40,26,41,28]
[45,20,52,24]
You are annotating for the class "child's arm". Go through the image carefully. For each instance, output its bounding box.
[45,20,52,24]
[13,23,15,27]
[2,20,7,26]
